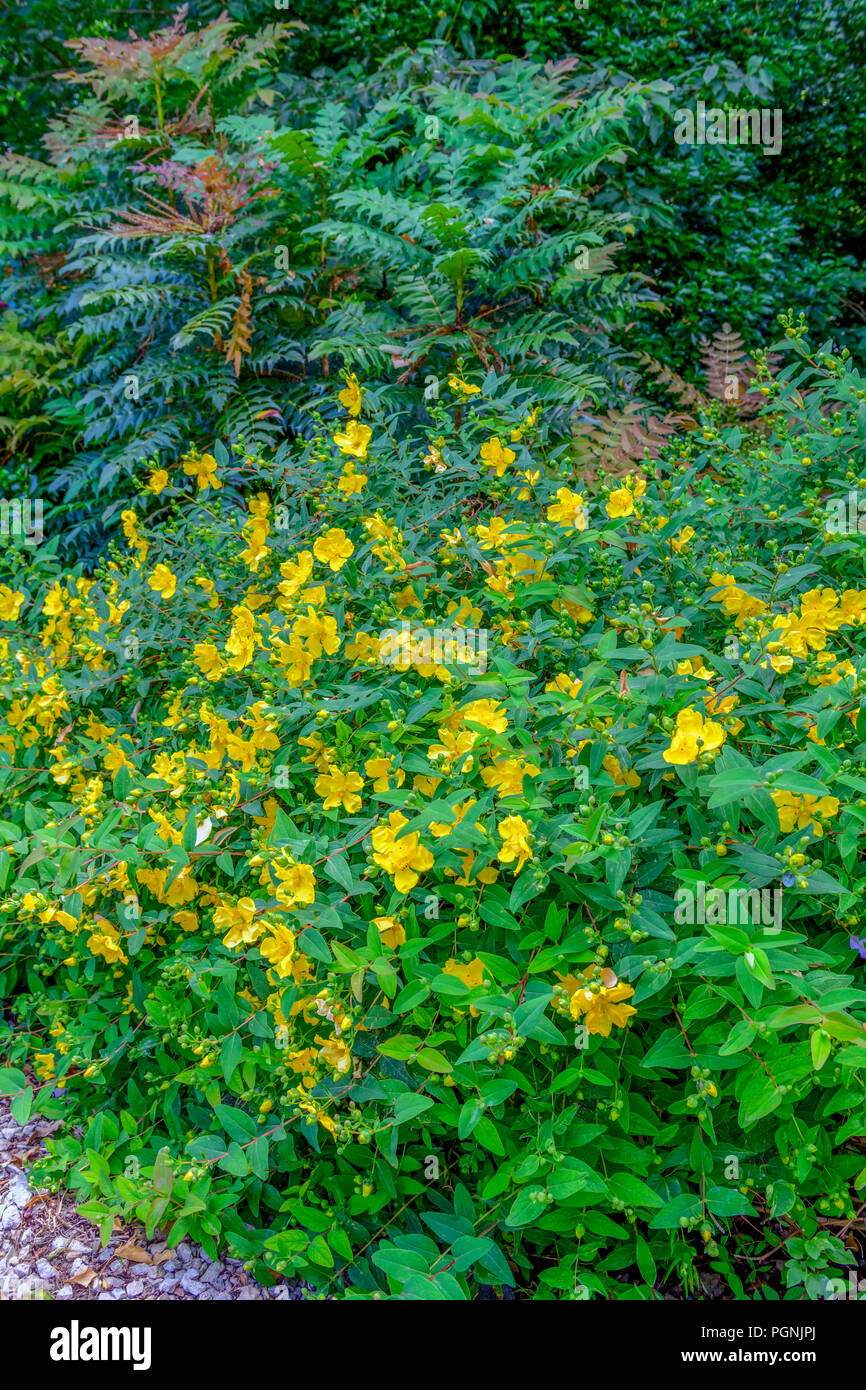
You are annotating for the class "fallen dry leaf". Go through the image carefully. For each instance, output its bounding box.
[71,1268,98,1287]
[115,1241,153,1264]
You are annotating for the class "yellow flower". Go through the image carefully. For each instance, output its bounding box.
[371,810,434,893]
[293,606,340,658]
[183,451,221,491]
[606,487,635,519]
[87,921,127,964]
[480,437,516,477]
[482,757,540,798]
[677,657,713,681]
[497,814,533,874]
[838,590,866,626]
[662,707,726,765]
[364,755,405,791]
[225,605,257,672]
[193,642,224,678]
[318,1037,352,1076]
[338,461,367,494]
[148,564,177,600]
[454,698,509,734]
[429,727,480,775]
[430,797,477,837]
[602,754,640,789]
[569,967,636,1037]
[34,1053,56,1081]
[670,525,695,553]
[298,734,334,772]
[148,468,169,495]
[172,910,199,933]
[272,860,316,908]
[448,375,480,396]
[443,956,486,990]
[374,916,406,949]
[708,572,768,628]
[771,790,840,838]
[259,924,297,978]
[0,586,25,622]
[334,420,372,460]
[338,373,363,417]
[316,767,364,814]
[547,486,587,531]
[214,897,263,950]
[313,527,354,571]
[545,672,583,699]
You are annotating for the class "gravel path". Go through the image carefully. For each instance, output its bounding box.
[0,1095,312,1301]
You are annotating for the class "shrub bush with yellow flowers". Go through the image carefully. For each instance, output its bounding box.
[2,315,866,1300]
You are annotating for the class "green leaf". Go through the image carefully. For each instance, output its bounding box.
[607,1172,663,1210]
[392,1094,435,1125]
[10,1086,32,1125]
[649,1193,702,1229]
[323,852,353,893]
[221,1033,242,1085]
[298,927,332,963]
[218,1142,249,1178]
[635,1233,656,1287]
[719,1018,756,1055]
[393,979,430,1013]
[377,1035,420,1060]
[0,1068,27,1096]
[248,1137,270,1181]
[416,1047,452,1072]
[810,1028,832,1071]
[705,1186,756,1217]
[547,1158,607,1201]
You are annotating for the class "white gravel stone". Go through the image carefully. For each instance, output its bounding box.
[0,1093,311,1305]
[180,1274,206,1295]
[7,1179,30,1209]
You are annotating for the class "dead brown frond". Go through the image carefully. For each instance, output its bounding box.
[572,401,689,482]
[225,270,253,376]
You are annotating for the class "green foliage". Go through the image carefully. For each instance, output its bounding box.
[3,3,863,562]
[0,24,660,558]
[2,322,866,1299]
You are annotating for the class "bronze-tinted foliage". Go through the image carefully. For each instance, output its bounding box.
[56,6,236,97]
[572,324,782,478]
[107,154,276,240]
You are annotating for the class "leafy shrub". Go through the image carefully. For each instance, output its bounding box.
[2,319,866,1299]
[0,15,664,559]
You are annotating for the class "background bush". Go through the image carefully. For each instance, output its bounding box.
[1,2,863,558]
